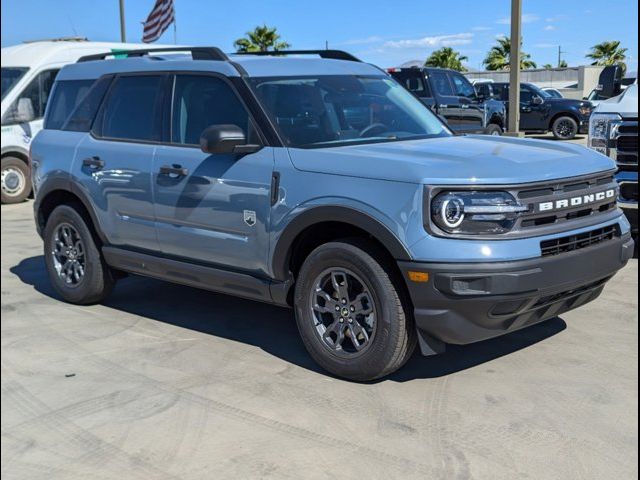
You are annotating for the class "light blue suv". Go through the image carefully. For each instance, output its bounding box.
[31,47,634,381]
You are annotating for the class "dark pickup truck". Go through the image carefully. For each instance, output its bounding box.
[389,67,506,135]
[475,82,594,140]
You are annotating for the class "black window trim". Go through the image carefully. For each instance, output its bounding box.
[89,70,282,149]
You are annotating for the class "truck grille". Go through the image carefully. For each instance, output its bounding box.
[612,120,638,170]
[540,225,619,257]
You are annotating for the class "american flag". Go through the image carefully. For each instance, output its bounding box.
[142,0,175,43]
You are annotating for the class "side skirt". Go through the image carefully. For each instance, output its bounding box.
[102,246,291,306]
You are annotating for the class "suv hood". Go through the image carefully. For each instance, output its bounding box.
[287,135,616,185]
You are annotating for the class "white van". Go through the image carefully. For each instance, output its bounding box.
[1,38,158,203]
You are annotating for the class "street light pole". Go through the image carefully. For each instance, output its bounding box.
[507,0,522,136]
[119,0,126,42]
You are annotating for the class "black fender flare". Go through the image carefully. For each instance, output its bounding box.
[34,176,108,244]
[271,205,412,281]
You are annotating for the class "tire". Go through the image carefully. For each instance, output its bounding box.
[43,204,115,305]
[551,116,578,140]
[485,124,503,136]
[1,156,31,204]
[294,239,416,381]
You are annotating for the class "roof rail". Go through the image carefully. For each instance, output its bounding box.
[77,46,229,63]
[234,50,361,62]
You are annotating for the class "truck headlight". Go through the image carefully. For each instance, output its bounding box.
[430,191,529,235]
[589,113,621,155]
[579,104,593,116]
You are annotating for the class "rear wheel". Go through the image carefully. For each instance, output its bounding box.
[294,239,415,381]
[1,156,31,204]
[43,205,115,304]
[552,116,578,140]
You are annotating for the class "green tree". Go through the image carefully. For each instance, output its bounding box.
[424,47,469,71]
[543,63,553,69]
[483,37,537,71]
[558,59,568,68]
[586,40,628,74]
[233,24,290,52]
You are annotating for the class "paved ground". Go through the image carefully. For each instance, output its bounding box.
[1,197,637,479]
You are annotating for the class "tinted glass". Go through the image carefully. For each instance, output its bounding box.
[1,67,28,100]
[172,75,250,145]
[1,69,59,125]
[99,75,164,141]
[250,75,449,148]
[429,72,454,96]
[520,86,534,103]
[492,84,508,101]
[391,71,432,98]
[63,77,112,132]
[475,83,491,98]
[450,73,476,98]
[45,80,95,130]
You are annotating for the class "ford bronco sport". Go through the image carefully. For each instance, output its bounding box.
[31,48,635,381]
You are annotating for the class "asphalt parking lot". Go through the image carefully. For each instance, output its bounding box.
[2,182,638,479]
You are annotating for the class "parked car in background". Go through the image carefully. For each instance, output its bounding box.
[483,82,593,140]
[30,47,634,381]
[388,67,506,135]
[589,84,638,235]
[543,87,564,98]
[0,38,165,204]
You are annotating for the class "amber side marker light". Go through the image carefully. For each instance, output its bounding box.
[408,271,429,283]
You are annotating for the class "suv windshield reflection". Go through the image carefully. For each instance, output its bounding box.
[249,75,450,148]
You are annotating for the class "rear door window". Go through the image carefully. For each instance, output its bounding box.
[96,75,165,142]
[391,71,432,98]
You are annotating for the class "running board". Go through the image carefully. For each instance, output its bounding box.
[102,246,289,306]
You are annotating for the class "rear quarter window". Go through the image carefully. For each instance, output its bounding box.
[45,80,95,130]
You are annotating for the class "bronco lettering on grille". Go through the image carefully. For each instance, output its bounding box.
[538,189,616,212]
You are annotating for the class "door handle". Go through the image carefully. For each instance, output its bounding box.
[159,164,189,177]
[82,156,104,169]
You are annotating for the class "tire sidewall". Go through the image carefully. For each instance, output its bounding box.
[486,124,503,136]
[294,242,404,380]
[552,116,578,140]
[43,205,108,304]
[1,156,31,204]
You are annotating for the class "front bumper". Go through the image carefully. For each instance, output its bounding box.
[578,118,590,134]
[399,233,634,353]
[616,172,638,232]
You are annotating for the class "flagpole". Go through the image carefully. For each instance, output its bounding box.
[119,0,126,42]
[173,3,177,44]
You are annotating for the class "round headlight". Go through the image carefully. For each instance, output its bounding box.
[441,196,465,228]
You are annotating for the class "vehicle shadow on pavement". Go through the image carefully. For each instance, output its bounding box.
[11,255,567,383]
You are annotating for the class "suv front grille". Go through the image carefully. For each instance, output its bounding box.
[516,173,618,230]
[612,120,638,170]
[540,225,619,257]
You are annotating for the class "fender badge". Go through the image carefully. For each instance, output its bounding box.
[243,210,257,227]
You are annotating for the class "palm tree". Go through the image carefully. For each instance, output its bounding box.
[424,47,469,72]
[586,41,628,74]
[234,25,290,52]
[543,63,553,70]
[483,37,537,71]
[558,59,568,68]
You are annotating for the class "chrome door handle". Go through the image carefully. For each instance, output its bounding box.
[159,165,189,177]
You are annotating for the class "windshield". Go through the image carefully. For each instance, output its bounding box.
[249,75,450,148]
[1,67,28,100]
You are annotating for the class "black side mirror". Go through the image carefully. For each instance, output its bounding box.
[199,124,261,155]
[532,96,544,105]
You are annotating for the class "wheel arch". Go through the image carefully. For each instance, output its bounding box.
[34,179,107,245]
[271,205,412,283]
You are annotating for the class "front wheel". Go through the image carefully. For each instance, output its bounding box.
[551,116,578,140]
[485,124,503,136]
[1,156,31,204]
[294,240,416,381]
